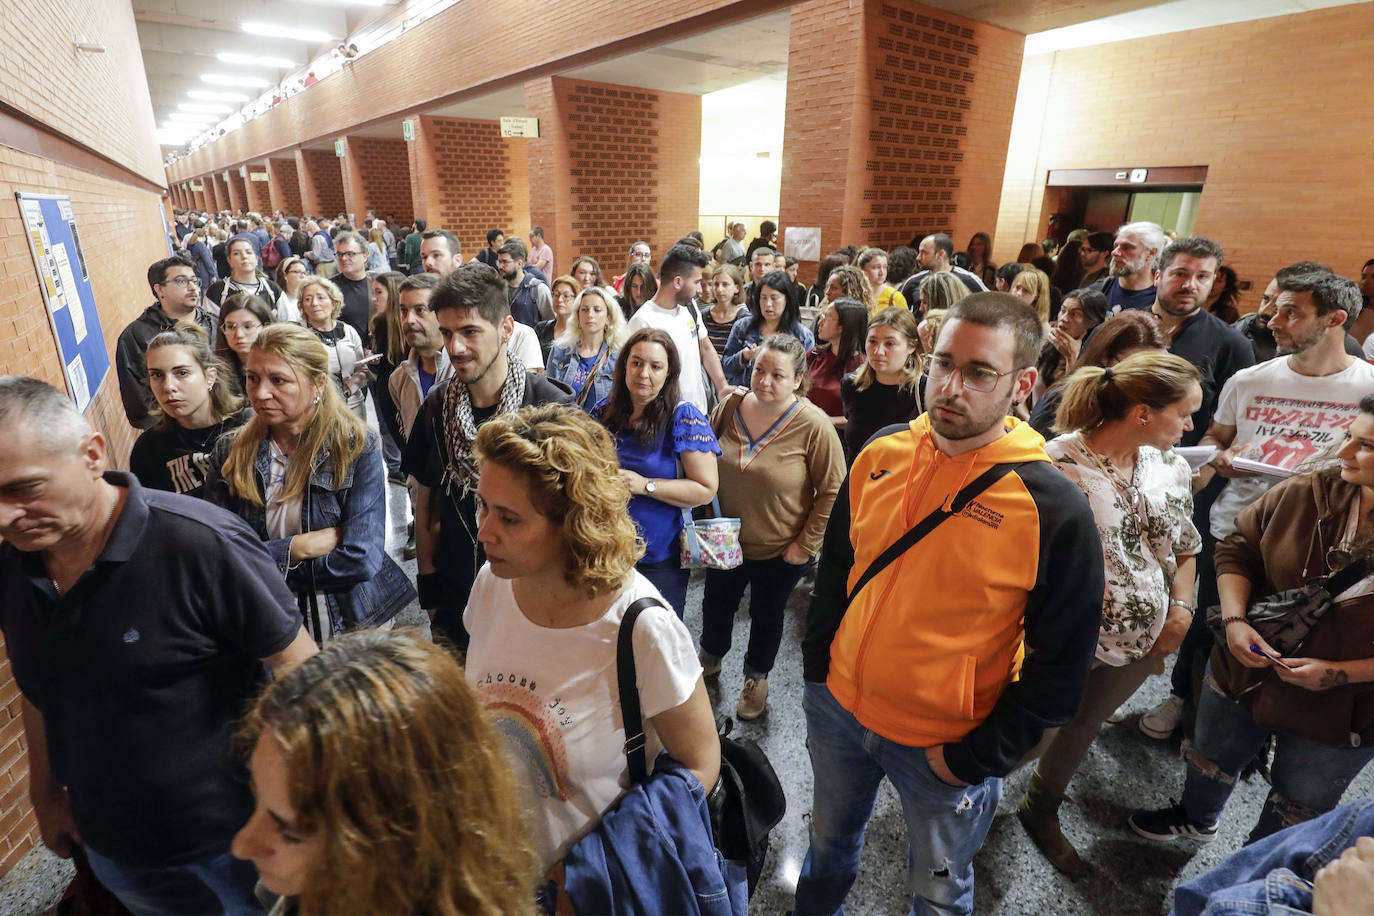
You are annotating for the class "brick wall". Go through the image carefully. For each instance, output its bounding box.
[295,149,347,219]
[267,157,303,216]
[780,0,1021,278]
[0,147,169,873]
[341,137,413,227]
[526,77,700,277]
[0,1,162,184]
[245,167,271,215]
[411,117,530,258]
[992,4,1374,311]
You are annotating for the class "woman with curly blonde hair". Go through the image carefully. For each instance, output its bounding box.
[464,404,720,872]
[824,264,876,313]
[232,629,535,915]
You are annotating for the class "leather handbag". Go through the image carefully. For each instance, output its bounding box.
[1204,558,1367,656]
[618,597,784,899]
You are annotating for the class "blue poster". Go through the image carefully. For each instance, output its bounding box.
[15,192,108,414]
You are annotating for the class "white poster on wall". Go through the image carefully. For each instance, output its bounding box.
[783,227,821,261]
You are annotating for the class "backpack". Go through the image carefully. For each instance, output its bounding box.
[261,237,283,270]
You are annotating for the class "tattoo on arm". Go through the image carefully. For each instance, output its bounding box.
[1319,667,1350,689]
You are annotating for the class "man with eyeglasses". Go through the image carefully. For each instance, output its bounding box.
[330,230,374,340]
[115,254,218,430]
[1077,231,1114,286]
[797,292,1104,916]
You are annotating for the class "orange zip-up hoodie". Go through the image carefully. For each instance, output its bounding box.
[802,415,1104,784]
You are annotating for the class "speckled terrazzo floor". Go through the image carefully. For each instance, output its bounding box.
[4,482,1371,915]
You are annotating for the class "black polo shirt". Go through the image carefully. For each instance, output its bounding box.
[0,472,302,868]
[1165,307,1255,446]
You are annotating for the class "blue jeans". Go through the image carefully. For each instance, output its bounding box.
[637,556,690,620]
[794,682,1001,916]
[700,556,808,676]
[1171,798,1374,915]
[1179,664,1374,843]
[85,846,264,916]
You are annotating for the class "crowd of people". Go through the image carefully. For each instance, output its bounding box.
[1,204,1372,915]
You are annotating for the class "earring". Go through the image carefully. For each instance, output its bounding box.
[313,395,321,405]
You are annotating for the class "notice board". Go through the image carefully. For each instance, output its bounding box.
[16,192,107,413]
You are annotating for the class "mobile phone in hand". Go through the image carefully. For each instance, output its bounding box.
[1250,644,1297,669]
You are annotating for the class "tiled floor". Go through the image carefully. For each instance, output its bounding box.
[4,481,1372,915]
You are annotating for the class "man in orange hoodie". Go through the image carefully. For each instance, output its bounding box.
[795,293,1104,915]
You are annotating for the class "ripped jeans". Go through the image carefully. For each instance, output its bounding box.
[1179,663,1374,844]
[794,682,1001,916]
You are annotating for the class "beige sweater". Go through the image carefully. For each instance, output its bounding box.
[711,393,846,560]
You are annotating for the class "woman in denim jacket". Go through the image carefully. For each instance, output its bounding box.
[546,286,625,413]
[204,323,413,640]
[721,270,814,387]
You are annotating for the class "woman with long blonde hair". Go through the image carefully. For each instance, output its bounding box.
[546,286,625,413]
[1010,266,1054,324]
[464,404,720,872]
[205,324,413,640]
[232,629,535,915]
[296,275,370,420]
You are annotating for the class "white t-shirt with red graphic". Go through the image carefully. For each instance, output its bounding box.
[1210,355,1374,539]
[463,566,701,870]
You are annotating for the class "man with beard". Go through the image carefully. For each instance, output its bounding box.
[401,264,572,651]
[1146,237,1253,447]
[1093,221,1168,312]
[796,293,1103,916]
[1234,264,1368,364]
[495,237,552,328]
[1077,231,1114,286]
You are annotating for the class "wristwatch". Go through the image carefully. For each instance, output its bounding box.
[644,479,658,495]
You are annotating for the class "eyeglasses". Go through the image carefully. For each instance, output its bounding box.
[286,267,308,276]
[162,276,200,289]
[920,354,1015,393]
[223,321,262,333]
[336,250,363,260]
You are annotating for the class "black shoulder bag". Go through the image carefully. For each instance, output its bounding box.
[618,597,786,897]
[846,461,1031,605]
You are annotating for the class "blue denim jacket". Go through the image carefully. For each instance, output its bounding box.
[546,343,617,411]
[1172,798,1374,915]
[721,318,815,387]
[204,428,412,633]
[557,755,745,916]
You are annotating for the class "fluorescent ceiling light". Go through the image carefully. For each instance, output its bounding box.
[241,21,333,43]
[217,51,297,69]
[178,102,233,114]
[157,128,194,144]
[188,89,249,102]
[200,73,271,88]
[168,112,218,123]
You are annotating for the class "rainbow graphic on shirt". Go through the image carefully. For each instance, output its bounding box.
[480,681,573,802]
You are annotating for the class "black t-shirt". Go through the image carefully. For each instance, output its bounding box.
[1096,277,1157,312]
[333,274,372,341]
[401,373,574,644]
[841,376,921,463]
[0,472,301,867]
[1167,308,1255,446]
[128,411,248,498]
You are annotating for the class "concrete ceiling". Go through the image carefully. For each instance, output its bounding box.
[135,0,394,135]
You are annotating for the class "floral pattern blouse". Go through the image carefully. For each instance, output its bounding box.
[1046,432,1201,666]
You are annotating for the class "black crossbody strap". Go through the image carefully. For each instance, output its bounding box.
[846,461,1031,606]
[617,595,672,786]
[1322,558,1369,598]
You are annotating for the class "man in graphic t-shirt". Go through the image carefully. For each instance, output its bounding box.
[1201,266,1374,541]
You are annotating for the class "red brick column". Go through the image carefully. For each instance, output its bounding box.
[341,136,415,227]
[407,116,529,257]
[295,149,347,219]
[225,169,248,214]
[524,76,700,277]
[779,0,1022,279]
[267,157,303,217]
[245,165,272,214]
[211,173,230,213]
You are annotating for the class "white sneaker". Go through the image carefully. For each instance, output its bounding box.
[1139,695,1184,739]
[737,677,769,720]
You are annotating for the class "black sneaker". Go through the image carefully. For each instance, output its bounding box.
[1128,802,1216,843]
